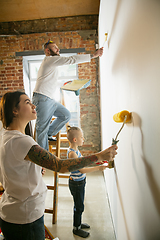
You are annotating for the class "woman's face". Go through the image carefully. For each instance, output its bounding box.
[14,94,37,122]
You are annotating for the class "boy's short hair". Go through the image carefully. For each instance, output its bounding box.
[67,126,81,143]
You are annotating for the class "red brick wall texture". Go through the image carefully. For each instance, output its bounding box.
[0,24,101,155]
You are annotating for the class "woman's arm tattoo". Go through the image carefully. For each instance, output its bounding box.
[27,145,58,170]
[27,145,98,173]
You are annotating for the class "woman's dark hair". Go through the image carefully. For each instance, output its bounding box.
[0,91,26,128]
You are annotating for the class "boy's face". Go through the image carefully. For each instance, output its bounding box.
[75,130,84,146]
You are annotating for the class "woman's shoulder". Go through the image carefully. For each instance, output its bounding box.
[4,130,37,145]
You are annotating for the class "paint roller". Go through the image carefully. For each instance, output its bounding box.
[97,110,132,167]
[107,110,132,168]
[96,110,131,167]
[97,110,131,168]
[102,33,108,47]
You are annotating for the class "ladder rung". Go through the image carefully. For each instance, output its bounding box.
[48,141,57,146]
[48,138,68,145]
[60,138,68,142]
[60,133,67,137]
[59,175,69,178]
[45,208,53,214]
[47,185,55,190]
[51,146,68,150]
[50,150,68,155]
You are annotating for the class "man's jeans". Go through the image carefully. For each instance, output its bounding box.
[0,215,45,240]
[32,92,71,151]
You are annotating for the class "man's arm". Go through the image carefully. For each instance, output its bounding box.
[47,47,103,67]
[47,54,91,67]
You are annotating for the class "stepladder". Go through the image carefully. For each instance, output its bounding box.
[46,90,72,223]
[45,130,61,224]
[46,126,70,224]
[32,122,69,224]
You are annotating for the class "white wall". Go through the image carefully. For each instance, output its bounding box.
[99,1,160,240]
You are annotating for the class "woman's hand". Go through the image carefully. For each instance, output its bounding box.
[96,145,118,163]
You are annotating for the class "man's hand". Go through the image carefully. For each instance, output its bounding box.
[91,47,104,58]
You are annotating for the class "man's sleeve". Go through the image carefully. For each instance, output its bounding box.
[49,54,91,66]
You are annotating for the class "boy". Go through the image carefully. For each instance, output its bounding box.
[67,126,109,238]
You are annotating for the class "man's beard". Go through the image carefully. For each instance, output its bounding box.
[49,48,60,56]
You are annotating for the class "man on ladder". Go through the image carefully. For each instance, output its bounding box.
[32,40,103,151]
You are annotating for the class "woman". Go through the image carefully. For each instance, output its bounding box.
[0,91,117,240]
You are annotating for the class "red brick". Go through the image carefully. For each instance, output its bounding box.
[5,67,15,70]
[15,59,22,63]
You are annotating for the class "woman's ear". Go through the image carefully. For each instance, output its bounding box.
[13,108,18,117]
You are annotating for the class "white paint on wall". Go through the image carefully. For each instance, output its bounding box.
[99,1,160,240]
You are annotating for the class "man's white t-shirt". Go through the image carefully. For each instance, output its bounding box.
[34,54,91,99]
[0,130,47,224]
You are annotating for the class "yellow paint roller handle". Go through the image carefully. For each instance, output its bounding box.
[102,33,108,47]
[104,33,108,41]
[113,110,131,123]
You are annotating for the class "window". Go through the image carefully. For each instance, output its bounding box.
[23,53,80,133]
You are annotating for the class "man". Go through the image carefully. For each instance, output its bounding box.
[32,40,103,151]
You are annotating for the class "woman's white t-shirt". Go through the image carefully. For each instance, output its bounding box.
[0,130,47,224]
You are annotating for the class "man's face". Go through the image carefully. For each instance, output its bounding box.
[48,43,60,56]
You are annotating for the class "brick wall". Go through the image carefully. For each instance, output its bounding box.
[0,16,101,155]
[0,15,98,35]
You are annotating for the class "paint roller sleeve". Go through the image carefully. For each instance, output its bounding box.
[113,110,131,123]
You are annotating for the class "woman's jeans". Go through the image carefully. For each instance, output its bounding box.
[32,92,71,151]
[0,215,45,240]
[69,178,86,228]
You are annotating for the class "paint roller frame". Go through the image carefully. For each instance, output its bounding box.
[102,33,108,47]
[108,110,132,168]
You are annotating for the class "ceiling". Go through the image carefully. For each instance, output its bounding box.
[0,0,100,23]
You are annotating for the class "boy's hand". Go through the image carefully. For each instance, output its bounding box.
[98,165,108,171]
